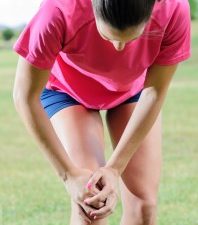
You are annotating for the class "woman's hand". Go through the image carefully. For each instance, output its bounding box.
[64,168,105,223]
[84,167,120,220]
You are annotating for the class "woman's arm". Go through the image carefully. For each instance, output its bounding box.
[13,57,77,181]
[84,63,178,220]
[106,63,178,174]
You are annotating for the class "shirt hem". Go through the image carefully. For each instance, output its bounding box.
[154,52,191,66]
[13,45,53,70]
[45,86,144,110]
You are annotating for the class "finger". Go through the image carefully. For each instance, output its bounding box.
[86,171,103,191]
[95,201,105,209]
[85,200,105,209]
[92,210,112,221]
[80,202,96,214]
[90,193,117,218]
[84,185,112,205]
[77,204,92,224]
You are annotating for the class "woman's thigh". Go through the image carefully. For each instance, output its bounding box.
[49,105,107,225]
[106,102,162,213]
[50,105,106,170]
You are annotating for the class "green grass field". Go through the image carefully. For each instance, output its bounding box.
[0,21,198,225]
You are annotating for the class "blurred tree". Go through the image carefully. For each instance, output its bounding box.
[2,28,15,41]
[189,0,198,19]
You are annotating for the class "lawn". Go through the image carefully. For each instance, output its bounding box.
[0,21,198,225]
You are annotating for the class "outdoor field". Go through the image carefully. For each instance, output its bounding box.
[0,21,197,225]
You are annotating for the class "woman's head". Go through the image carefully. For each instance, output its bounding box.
[91,0,157,51]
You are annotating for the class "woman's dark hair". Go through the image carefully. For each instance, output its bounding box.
[92,0,157,31]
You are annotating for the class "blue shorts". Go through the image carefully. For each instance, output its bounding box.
[40,88,142,118]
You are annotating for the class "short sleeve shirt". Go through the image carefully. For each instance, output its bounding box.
[13,0,191,109]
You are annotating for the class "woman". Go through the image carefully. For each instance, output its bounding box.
[13,0,191,224]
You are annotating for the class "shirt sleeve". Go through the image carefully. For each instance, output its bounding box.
[153,0,191,66]
[13,0,66,70]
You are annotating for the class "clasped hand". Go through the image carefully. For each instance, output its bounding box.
[65,167,119,223]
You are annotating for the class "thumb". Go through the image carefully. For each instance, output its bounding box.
[85,170,102,191]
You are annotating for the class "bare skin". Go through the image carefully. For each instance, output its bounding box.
[106,104,162,225]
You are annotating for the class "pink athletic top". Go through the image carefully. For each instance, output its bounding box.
[13,0,191,109]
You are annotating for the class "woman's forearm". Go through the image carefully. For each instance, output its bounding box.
[106,87,166,175]
[14,97,77,181]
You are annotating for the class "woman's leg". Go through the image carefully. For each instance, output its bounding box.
[50,105,108,225]
[106,102,162,225]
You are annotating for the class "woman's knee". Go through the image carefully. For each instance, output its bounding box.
[120,178,158,225]
[123,197,158,225]
[141,198,158,225]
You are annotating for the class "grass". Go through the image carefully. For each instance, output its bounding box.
[0,21,198,225]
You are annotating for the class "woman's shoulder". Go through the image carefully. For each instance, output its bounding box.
[150,0,190,30]
[45,0,95,23]
[154,0,190,17]
[43,0,95,36]
[36,0,95,44]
